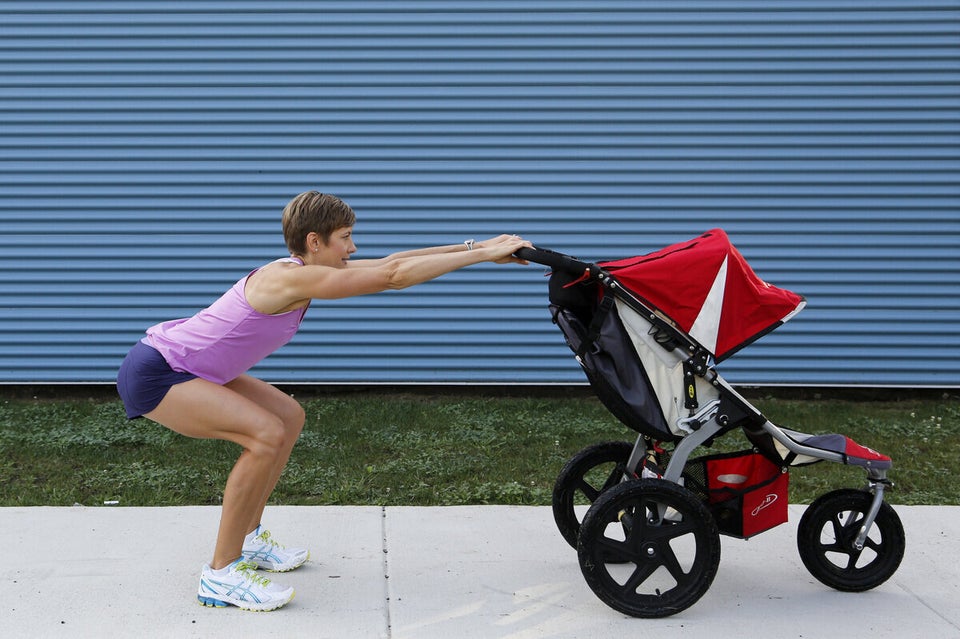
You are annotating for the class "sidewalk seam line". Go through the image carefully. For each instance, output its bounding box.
[382,505,392,639]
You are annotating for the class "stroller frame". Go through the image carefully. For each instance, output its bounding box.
[596,265,889,548]
[518,239,904,618]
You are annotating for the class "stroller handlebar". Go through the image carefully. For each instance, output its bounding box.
[514,246,603,277]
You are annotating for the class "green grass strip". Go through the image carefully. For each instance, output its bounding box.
[1,392,956,507]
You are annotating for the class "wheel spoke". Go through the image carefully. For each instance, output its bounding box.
[864,535,883,555]
[817,521,844,552]
[659,542,690,583]
[618,508,646,553]
[843,548,862,570]
[595,536,634,562]
[638,502,695,541]
[828,513,846,542]
[838,511,864,540]
[576,477,601,502]
[600,464,625,493]
[654,518,695,541]
[818,539,844,553]
[622,561,659,594]
[826,512,855,547]
[622,501,698,584]
[577,464,628,504]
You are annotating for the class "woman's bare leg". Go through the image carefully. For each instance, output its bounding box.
[223,375,305,533]
[144,376,304,569]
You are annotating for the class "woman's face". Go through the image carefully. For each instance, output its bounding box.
[313,226,356,268]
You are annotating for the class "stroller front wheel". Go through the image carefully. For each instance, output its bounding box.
[797,488,905,592]
[577,478,721,618]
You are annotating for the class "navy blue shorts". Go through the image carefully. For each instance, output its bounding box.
[116,340,197,419]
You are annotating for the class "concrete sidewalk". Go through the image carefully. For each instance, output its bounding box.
[2,505,958,638]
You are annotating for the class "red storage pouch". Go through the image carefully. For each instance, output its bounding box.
[686,450,789,538]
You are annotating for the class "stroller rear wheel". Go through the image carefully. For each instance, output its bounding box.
[797,488,905,592]
[552,440,634,548]
[577,478,721,618]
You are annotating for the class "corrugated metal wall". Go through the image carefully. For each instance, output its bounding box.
[1,1,958,387]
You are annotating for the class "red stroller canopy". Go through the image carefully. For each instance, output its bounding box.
[599,229,806,361]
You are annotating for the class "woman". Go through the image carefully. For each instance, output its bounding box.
[116,191,531,611]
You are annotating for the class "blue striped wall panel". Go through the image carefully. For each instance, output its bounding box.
[0,1,957,386]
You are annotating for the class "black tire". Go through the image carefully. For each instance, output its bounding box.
[552,441,634,549]
[797,488,905,592]
[577,479,721,618]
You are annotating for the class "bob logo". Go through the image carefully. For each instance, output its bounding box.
[751,493,779,517]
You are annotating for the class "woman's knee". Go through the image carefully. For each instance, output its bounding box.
[253,406,303,455]
[287,401,306,434]
[247,415,289,458]
[222,375,304,441]
[277,400,305,447]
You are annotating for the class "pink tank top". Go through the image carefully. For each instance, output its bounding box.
[145,257,308,384]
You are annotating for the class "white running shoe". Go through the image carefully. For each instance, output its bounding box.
[241,525,310,572]
[197,559,295,612]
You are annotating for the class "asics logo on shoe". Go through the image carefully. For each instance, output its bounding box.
[241,529,310,572]
[200,576,265,605]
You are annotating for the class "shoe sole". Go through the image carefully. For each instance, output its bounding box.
[245,551,310,573]
[197,590,295,612]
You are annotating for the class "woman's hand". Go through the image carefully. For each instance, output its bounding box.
[477,234,532,264]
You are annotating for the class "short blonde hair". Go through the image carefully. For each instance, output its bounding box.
[281,191,356,255]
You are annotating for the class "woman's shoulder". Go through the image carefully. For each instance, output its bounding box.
[248,256,303,278]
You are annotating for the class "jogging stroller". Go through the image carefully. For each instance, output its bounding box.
[516,229,905,618]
